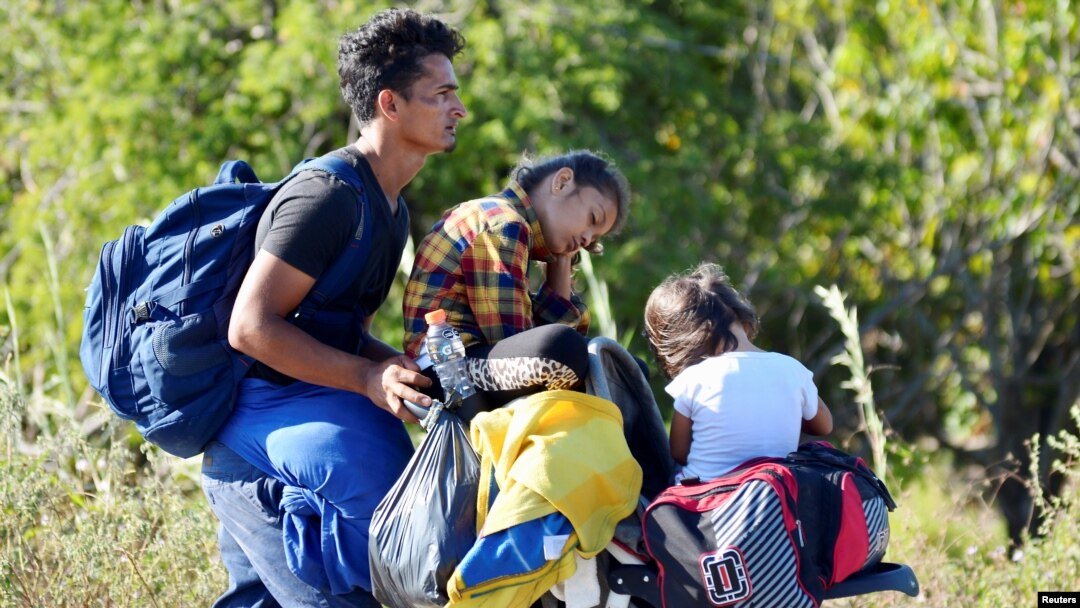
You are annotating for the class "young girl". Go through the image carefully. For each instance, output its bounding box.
[643,262,833,482]
[403,150,631,416]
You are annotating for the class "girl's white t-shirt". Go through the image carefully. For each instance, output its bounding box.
[665,351,819,481]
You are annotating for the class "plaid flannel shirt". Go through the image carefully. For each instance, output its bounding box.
[403,181,589,359]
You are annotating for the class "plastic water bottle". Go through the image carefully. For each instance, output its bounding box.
[425,309,476,401]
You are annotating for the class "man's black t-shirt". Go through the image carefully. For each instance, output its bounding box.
[248,145,410,383]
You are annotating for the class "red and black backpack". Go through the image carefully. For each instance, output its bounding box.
[641,441,895,607]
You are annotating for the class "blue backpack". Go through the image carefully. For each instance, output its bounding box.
[80,155,373,458]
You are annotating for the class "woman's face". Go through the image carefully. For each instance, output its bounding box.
[534,169,619,256]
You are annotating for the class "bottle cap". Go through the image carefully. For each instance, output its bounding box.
[424,309,447,325]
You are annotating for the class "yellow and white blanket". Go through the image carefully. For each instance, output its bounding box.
[446,390,642,607]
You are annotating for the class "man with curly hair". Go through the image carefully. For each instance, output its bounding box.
[200,9,467,606]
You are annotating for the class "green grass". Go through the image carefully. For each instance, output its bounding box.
[1,378,223,607]
[5,375,1080,606]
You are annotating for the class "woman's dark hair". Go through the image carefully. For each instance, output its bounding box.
[510,150,632,254]
[338,9,466,125]
[643,262,760,379]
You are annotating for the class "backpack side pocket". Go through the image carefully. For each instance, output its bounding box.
[830,472,872,584]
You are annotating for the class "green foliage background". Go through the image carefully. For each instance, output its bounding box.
[2,0,1079,604]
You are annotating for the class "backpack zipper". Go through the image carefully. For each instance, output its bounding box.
[180,189,201,316]
[109,226,141,369]
[100,239,117,351]
[687,484,738,502]
[822,469,843,583]
[760,468,798,517]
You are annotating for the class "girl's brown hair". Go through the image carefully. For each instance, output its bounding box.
[643,262,760,379]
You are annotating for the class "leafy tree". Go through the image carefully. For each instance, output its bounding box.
[2,0,1077,544]
[724,0,1080,542]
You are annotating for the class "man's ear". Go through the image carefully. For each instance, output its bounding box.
[377,89,398,121]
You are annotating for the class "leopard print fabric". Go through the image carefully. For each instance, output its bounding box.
[466,356,581,392]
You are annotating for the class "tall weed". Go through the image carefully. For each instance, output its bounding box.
[815,284,888,478]
[0,375,223,607]
[578,251,618,342]
[819,288,1080,605]
[829,417,1080,607]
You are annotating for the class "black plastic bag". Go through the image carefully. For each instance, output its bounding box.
[368,398,480,608]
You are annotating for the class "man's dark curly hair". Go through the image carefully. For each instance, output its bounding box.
[338,9,465,126]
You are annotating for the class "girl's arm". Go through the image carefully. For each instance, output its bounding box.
[545,253,574,300]
[802,397,833,435]
[669,410,692,466]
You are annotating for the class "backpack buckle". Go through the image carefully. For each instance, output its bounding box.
[131,302,153,324]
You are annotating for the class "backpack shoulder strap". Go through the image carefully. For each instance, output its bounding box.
[295,155,366,193]
[290,155,376,323]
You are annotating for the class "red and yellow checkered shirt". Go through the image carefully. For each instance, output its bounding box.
[403,181,589,359]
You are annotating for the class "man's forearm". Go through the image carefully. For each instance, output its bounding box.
[359,334,405,363]
[233,314,378,395]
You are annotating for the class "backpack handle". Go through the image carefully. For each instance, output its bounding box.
[789,443,898,511]
[215,160,260,185]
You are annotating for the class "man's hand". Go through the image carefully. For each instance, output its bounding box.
[363,355,433,423]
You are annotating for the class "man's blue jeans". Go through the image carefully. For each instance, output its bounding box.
[201,441,380,608]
